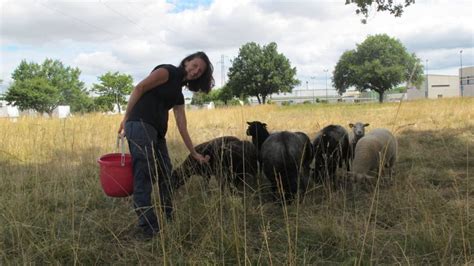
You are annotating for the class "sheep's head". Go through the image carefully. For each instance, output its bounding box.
[246,121,267,137]
[349,122,370,139]
[246,121,269,149]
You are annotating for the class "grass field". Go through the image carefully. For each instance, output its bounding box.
[0,97,472,264]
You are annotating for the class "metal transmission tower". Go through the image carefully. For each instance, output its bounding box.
[217,54,229,87]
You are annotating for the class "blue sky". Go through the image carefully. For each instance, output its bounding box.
[167,0,212,12]
[1,0,473,95]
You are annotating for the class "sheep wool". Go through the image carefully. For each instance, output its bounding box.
[352,128,397,180]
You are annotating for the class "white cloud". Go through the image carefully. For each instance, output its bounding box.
[1,0,473,90]
[74,51,126,74]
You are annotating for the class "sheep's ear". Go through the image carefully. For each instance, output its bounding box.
[349,123,354,128]
[364,123,370,127]
[247,121,251,125]
[263,123,267,127]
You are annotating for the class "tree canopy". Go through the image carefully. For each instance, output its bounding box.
[4,77,60,116]
[4,59,91,115]
[191,85,237,106]
[346,0,415,23]
[226,42,299,104]
[92,72,133,113]
[332,34,423,102]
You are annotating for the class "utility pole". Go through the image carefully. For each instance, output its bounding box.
[425,59,429,98]
[323,69,328,101]
[460,50,463,97]
[221,54,225,87]
[310,76,316,103]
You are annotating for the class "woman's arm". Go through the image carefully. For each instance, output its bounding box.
[173,104,209,163]
[118,68,169,135]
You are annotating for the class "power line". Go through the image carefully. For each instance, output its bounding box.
[36,0,121,38]
[100,0,148,34]
[100,0,180,42]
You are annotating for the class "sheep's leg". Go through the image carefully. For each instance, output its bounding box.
[346,154,351,172]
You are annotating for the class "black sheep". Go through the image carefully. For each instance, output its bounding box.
[246,121,313,203]
[172,136,259,192]
[312,124,351,187]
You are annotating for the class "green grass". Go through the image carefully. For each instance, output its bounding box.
[0,98,472,264]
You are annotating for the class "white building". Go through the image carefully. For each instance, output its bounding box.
[53,105,71,118]
[0,101,19,118]
[407,74,459,100]
[460,66,474,97]
[407,67,474,100]
[18,105,71,118]
[248,88,339,105]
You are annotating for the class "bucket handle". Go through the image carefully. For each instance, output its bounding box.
[116,134,126,166]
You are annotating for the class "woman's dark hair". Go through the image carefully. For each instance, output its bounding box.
[179,51,215,93]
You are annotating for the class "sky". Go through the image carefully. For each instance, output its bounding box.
[0,0,473,96]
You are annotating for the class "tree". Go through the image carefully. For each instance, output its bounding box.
[333,34,423,103]
[345,0,415,23]
[191,85,237,106]
[227,42,299,104]
[216,85,234,105]
[4,77,60,116]
[4,59,91,115]
[92,72,133,113]
[93,94,117,112]
[191,91,213,106]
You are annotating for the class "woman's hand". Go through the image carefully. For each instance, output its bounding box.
[191,152,210,164]
[118,119,126,137]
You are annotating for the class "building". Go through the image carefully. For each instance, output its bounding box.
[460,66,474,97]
[53,105,71,118]
[248,88,339,105]
[407,67,473,100]
[407,74,459,100]
[0,100,19,118]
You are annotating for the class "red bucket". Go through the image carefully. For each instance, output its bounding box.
[98,152,134,197]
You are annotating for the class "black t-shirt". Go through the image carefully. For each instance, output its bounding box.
[127,64,185,137]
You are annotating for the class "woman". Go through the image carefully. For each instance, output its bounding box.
[118,51,214,239]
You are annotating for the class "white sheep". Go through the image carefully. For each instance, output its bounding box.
[351,128,397,182]
[348,122,370,159]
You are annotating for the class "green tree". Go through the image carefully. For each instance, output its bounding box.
[216,85,235,105]
[191,91,213,106]
[346,0,415,23]
[93,94,117,112]
[227,42,299,104]
[92,72,133,113]
[5,59,91,113]
[4,77,60,116]
[332,34,423,103]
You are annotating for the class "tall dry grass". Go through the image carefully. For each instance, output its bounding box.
[0,97,472,264]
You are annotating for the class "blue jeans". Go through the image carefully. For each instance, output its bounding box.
[125,120,173,232]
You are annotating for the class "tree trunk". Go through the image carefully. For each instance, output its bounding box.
[378,91,384,103]
[262,95,267,104]
[256,95,261,104]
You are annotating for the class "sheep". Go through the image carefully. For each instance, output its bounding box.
[171,136,259,192]
[246,121,313,203]
[348,122,370,159]
[224,140,260,191]
[351,128,398,183]
[312,124,351,187]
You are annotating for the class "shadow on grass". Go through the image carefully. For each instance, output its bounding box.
[396,124,473,191]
